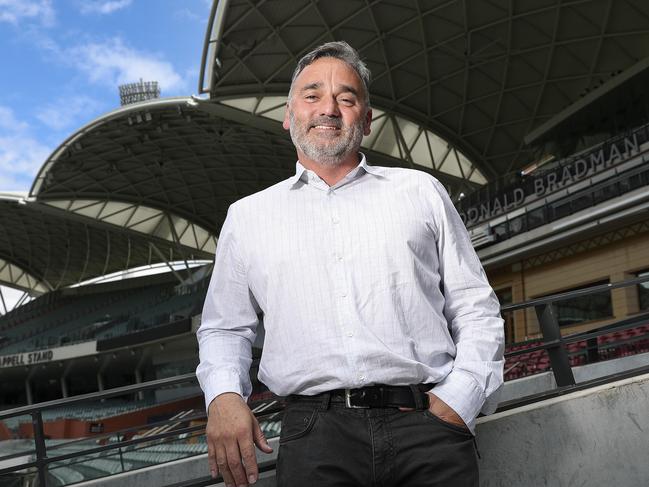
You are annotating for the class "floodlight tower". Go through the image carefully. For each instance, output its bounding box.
[118,79,161,106]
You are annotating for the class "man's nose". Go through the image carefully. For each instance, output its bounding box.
[319,96,341,117]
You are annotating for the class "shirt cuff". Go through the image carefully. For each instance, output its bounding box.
[431,369,486,434]
[199,369,246,412]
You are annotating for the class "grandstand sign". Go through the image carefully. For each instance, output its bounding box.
[0,341,96,369]
[460,133,640,226]
[1,349,53,367]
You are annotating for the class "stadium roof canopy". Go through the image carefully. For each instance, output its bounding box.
[0,193,206,294]
[31,94,467,243]
[15,0,649,297]
[199,0,649,180]
[29,97,304,241]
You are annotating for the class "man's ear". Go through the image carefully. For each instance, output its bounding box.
[282,103,290,131]
[363,108,372,136]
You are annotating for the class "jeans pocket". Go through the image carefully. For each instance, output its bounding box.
[422,410,473,436]
[279,405,320,444]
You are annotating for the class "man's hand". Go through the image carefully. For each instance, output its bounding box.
[206,393,273,486]
[426,392,468,430]
[396,392,468,430]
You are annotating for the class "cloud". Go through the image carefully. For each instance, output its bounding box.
[175,8,202,22]
[0,0,54,26]
[0,134,51,191]
[31,34,188,96]
[80,0,132,15]
[36,95,104,131]
[0,106,29,132]
[67,37,186,93]
[0,106,51,191]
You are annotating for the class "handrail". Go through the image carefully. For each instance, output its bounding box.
[0,372,197,420]
[501,274,649,312]
[0,411,206,465]
[504,310,649,358]
[498,274,649,387]
[561,311,649,344]
[44,411,207,453]
[36,425,206,468]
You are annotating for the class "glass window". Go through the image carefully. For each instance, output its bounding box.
[526,207,546,230]
[552,280,613,327]
[591,184,618,205]
[638,271,649,311]
[551,200,572,220]
[493,222,509,240]
[624,172,645,192]
[571,193,592,213]
[509,215,526,235]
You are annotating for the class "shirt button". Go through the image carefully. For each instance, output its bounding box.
[337,255,343,262]
[359,376,366,382]
[331,216,340,224]
[341,291,347,298]
[346,330,353,337]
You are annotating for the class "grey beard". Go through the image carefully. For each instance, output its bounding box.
[289,111,365,167]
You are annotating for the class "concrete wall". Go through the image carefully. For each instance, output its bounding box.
[79,372,649,487]
[476,372,649,486]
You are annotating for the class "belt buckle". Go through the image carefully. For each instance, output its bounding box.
[344,389,369,409]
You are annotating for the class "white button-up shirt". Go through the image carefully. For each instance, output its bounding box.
[197,155,504,431]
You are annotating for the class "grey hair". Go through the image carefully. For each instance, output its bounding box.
[288,41,371,106]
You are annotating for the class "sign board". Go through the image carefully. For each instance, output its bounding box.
[0,341,97,369]
[460,134,641,226]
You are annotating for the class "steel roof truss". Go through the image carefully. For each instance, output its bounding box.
[0,258,49,294]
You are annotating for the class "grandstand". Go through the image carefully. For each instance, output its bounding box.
[2,0,649,485]
[0,273,202,356]
[0,268,210,407]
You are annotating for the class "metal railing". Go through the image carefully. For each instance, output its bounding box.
[1,275,649,486]
[0,374,203,487]
[501,274,649,386]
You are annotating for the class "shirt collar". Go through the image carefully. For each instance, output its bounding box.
[288,153,383,188]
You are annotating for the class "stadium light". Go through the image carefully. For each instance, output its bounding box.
[521,153,555,176]
[119,79,161,106]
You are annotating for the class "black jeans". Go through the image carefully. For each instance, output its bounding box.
[276,395,478,487]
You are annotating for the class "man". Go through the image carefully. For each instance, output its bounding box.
[197,41,504,487]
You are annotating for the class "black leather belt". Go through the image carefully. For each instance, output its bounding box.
[288,384,433,410]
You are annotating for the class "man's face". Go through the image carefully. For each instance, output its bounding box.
[283,57,372,166]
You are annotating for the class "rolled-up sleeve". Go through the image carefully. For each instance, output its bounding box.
[427,179,505,432]
[196,204,260,411]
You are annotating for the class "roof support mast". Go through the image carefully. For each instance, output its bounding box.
[149,242,187,284]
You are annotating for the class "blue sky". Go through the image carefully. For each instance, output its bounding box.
[0,0,212,192]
